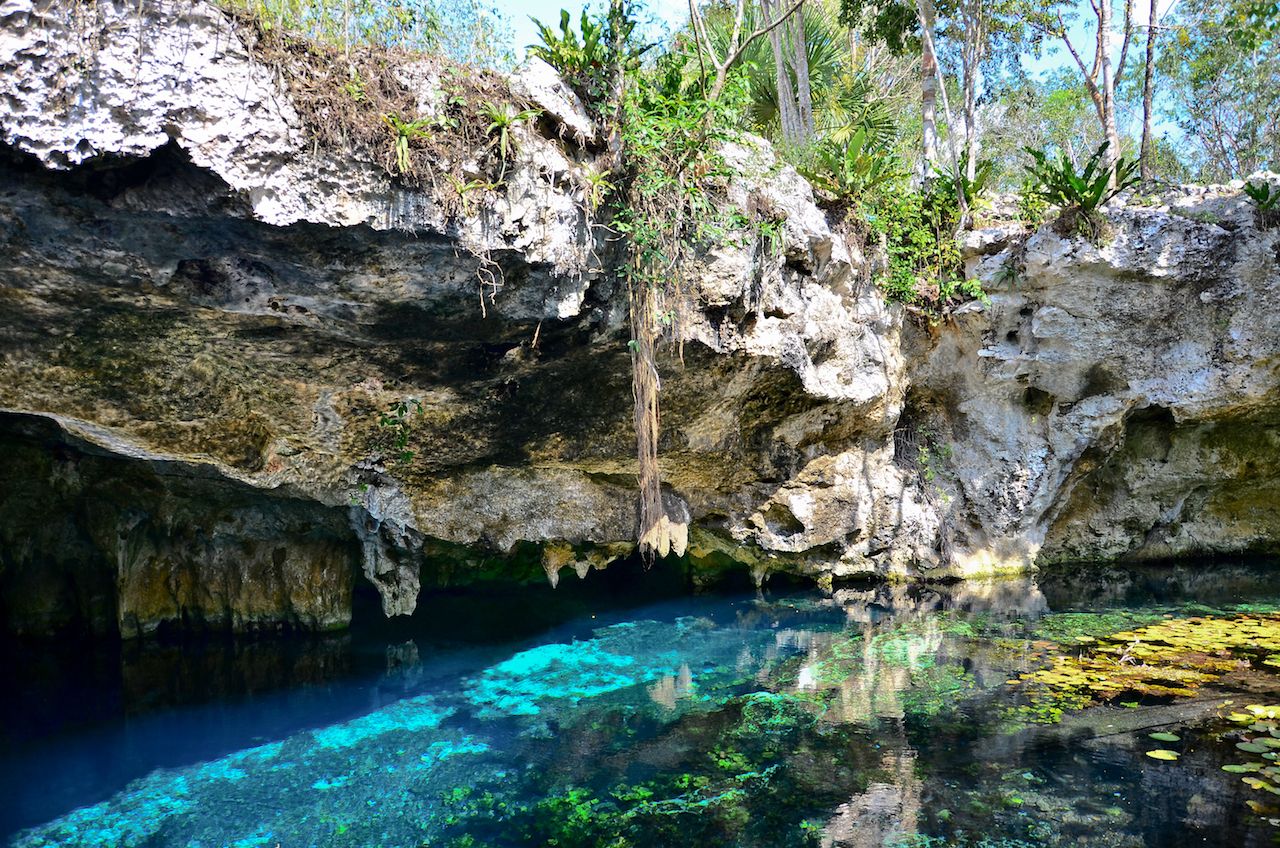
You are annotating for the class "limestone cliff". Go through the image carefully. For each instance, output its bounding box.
[0,0,1276,637]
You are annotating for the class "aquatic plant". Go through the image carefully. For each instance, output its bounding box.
[1010,613,1280,723]
[1219,704,1280,827]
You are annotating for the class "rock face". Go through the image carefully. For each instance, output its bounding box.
[0,0,1276,637]
[943,194,1280,572]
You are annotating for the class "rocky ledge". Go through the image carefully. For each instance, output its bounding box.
[0,0,1276,637]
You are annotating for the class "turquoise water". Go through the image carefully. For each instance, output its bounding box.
[3,563,1280,847]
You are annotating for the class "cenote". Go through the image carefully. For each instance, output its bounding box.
[3,560,1279,848]
[3,5,1280,843]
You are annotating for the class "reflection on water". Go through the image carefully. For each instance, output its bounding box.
[2,561,1279,847]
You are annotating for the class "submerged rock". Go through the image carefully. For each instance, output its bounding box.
[0,0,1276,636]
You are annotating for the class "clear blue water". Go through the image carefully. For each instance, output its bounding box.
[2,562,1279,847]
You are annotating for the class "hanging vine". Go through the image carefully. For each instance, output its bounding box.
[538,0,794,559]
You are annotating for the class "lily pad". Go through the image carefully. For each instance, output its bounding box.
[1148,732,1181,743]
[1238,742,1271,754]
[1241,777,1280,794]
[1146,749,1180,761]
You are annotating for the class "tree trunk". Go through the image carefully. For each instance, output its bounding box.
[764,0,802,146]
[960,0,983,182]
[961,45,976,181]
[1139,0,1157,181]
[918,0,939,181]
[1099,0,1121,184]
[791,4,815,141]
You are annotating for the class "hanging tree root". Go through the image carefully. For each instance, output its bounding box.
[629,280,687,560]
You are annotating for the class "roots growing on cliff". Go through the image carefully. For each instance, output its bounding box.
[629,281,686,559]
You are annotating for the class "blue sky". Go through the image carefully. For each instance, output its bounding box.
[497,0,1176,75]
[503,0,687,58]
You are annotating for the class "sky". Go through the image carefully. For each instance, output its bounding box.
[497,0,1178,77]
[504,0,688,60]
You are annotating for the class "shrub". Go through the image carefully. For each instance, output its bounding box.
[1022,142,1139,241]
[479,101,541,180]
[528,7,639,106]
[797,127,906,204]
[1016,177,1050,226]
[863,187,984,310]
[1243,180,1280,229]
[931,153,997,218]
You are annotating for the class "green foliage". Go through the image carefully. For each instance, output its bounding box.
[1016,178,1049,226]
[581,166,616,212]
[798,127,907,202]
[1022,142,1139,240]
[685,2,898,147]
[480,101,541,180]
[611,55,742,286]
[917,438,953,484]
[862,187,983,310]
[383,114,436,174]
[529,10,609,86]
[378,399,423,464]
[1023,142,1140,212]
[1244,180,1280,229]
[932,153,998,213]
[219,0,440,48]
[528,6,640,105]
[1160,0,1280,180]
[218,0,513,65]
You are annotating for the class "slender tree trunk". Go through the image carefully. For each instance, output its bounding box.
[961,44,977,181]
[764,0,802,146]
[1098,0,1125,185]
[918,0,939,181]
[961,0,983,182]
[1139,0,1157,180]
[791,4,815,141]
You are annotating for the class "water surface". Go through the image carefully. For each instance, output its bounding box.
[3,561,1279,847]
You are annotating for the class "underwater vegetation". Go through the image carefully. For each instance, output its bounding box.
[9,584,1280,847]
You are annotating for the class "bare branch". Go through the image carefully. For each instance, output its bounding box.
[688,0,720,70]
[1057,13,1096,82]
[720,0,806,74]
[1114,0,1136,84]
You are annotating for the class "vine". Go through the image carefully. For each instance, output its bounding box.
[610,50,753,558]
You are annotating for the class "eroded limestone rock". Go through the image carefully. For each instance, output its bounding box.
[0,0,1275,637]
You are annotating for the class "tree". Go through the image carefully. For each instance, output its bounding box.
[841,0,1011,189]
[688,1,896,145]
[686,0,808,101]
[976,71,1115,185]
[762,0,817,145]
[1138,0,1158,180]
[840,0,945,178]
[1018,0,1137,181]
[1159,0,1280,180]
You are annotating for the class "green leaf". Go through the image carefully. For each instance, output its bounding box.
[1146,749,1180,761]
[1148,732,1181,743]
